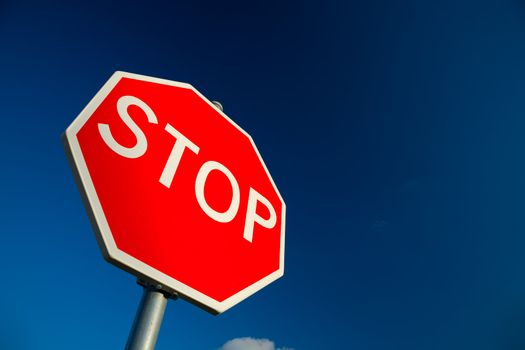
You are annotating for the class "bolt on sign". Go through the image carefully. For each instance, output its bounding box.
[63,72,286,314]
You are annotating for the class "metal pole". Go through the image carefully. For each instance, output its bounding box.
[125,284,169,350]
[212,100,224,112]
[125,98,222,350]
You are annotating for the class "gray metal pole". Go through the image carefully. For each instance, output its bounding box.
[125,99,222,350]
[125,285,169,350]
[212,100,224,111]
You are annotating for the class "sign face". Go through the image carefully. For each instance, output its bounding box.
[63,71,285,314]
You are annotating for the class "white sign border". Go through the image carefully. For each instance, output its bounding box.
[63,71,286,314]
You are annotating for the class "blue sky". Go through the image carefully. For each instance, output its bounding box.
[1,0,525,349]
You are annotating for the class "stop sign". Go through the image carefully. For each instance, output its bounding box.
[63,71,285,314]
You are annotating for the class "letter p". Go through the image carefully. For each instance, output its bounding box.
[243,188,277,243]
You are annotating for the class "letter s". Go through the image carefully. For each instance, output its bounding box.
[98,95,158,158]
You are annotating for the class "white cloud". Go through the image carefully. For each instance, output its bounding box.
[219,337,293,350]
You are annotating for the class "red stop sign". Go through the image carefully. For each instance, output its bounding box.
[63,71,285,314]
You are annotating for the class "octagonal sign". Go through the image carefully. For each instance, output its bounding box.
[63,71,285,314]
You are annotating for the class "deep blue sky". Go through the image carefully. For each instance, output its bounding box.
[1,0,525,349]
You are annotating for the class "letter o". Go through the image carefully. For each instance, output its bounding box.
[195,161,240,223]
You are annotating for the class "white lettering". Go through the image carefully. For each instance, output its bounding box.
[159,123,200,188]
[243,187,276,242]
[98,95,158,158]
[195,161,240,223]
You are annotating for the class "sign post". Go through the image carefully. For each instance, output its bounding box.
[125,101,225,350]
[63,71,286,345]
[125,281,170,350]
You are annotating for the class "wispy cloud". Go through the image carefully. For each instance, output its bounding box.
[219,337,293,350]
